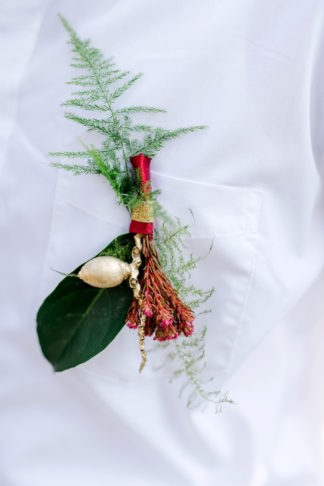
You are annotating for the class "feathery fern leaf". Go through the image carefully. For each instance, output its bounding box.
[54,15,206,204]
[153,216,233,411]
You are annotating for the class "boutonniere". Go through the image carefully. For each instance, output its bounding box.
[37,16,232,411]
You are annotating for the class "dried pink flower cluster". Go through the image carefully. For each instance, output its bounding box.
[126,237,194,341]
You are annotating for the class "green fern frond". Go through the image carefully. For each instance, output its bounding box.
[153,215,233,411]
[117,106,166,114]
[52,161,100,175]
[53,15,206,202]
[139,126,207,157]
[111,73,143,100]
[49,151,89,158]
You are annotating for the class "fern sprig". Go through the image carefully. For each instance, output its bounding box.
[54,15,206,205]
[153,215,233,411]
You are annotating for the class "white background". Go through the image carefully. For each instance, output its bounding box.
[1,1,324,485]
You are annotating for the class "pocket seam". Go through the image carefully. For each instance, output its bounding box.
[226,190,264,374]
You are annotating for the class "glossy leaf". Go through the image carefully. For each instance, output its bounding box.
[37,233,134,372]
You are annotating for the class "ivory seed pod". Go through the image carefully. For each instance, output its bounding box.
[78,256,131,288]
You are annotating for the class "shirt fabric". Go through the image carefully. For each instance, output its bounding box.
[1,1,324,485]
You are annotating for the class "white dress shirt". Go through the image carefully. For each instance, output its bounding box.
[1,1,324,484]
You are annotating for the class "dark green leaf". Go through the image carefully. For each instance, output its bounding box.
[37,233,134,372]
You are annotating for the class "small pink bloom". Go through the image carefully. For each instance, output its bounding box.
[126,320,137,330]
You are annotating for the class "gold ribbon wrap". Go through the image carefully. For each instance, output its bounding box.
[131,201,154,223]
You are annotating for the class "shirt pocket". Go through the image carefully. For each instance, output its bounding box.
[38,170,262,384]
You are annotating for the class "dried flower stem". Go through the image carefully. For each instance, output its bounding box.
[126,236,194,342]
[128,234,147,372]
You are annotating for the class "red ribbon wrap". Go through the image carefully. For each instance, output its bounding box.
[129,153,153,235]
